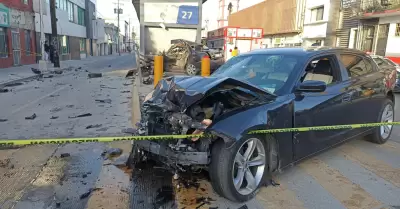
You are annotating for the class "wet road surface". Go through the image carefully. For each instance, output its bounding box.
[0,54,136,209]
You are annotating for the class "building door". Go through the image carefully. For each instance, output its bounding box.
[11,28,21,66]
[375,24,389,56]
[361,25,375,52]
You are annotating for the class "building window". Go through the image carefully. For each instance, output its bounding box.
[311,6,324,22]
[25,30,31,56]
[67,1,74,22]
[0,27,8,58]
[60,0,66,10]
[80,39,86,53]
[58,35,69,54]
[396,23,400,37]
[23,0,28,4]
[78,7,85,26]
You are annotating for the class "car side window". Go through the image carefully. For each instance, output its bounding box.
[300,55,341,86]
[339,54,373,78]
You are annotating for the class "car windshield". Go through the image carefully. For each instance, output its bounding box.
[212,54,300,94]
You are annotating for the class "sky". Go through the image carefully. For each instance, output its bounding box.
[96,0,140,37]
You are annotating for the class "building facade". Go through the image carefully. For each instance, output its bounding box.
[228,0,306,48]
[33,0,89,61]
[85,0,97,57]
[0,0,36,68]
[302,0,341,47]
[349,0,400,63]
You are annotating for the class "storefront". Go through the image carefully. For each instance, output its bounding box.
[207,27,263,61]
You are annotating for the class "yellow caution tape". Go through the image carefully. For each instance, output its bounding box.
[0,121,399,146]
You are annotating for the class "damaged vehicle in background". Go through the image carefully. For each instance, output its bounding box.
[139,39,223,76]
[132,47,396,202]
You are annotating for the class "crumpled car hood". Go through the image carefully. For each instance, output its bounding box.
[144,76,276,112]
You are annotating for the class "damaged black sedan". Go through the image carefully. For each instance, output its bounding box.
[132,47,396,202]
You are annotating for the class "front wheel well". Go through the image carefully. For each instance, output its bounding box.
[387,91,394,103]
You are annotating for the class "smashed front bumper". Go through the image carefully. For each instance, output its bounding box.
[134,140,209,166]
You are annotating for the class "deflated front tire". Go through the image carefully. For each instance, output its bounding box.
[209,135,269,202]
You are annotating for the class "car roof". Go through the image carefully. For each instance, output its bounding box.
[245,47,367,57]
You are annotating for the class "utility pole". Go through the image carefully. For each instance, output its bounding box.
[39,0,45,61]
[117,0,121,56]
[128,18,131,52]
[50,0,60,67]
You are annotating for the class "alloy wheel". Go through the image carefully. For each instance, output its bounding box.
[232,138,266,196]
[186,64,197,76]
[380,103,394,139]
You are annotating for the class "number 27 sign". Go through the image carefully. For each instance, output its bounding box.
[176,5,199,25]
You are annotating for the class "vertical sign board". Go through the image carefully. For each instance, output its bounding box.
[0,3,10,28]
[176,5,199,25]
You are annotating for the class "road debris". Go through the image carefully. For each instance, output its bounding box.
[122,128,136,134]
[68,113,92,118]
[86,124,102,129]
[25,113,37,120]
[60,153,71,158]
[80,188,102,199]
[50,107,63,113]
[53,70,63,75]
[43,75,54,78]
[95,99,112,104]
[0,88,9,93]
[50,116,59,119]
[120,90,130,93]
[0,118,7,122]
[88,73,102,78]
[31,67,42,74]
[66,104,74,108]
[5,82,23,87]
[125,69,134,78]
[100,84,117,89]
[49,94,59,97]
[106,148,123,157]
[0,158,11,168]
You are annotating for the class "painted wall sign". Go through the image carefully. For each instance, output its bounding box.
[143,2,199,25]
[176,5,199,25]
[227,28,237,37]
[237,28,252,38]
[0,3,10,27]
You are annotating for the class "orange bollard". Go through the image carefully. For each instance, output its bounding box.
[153,55,163,88]
[201,55,210,77]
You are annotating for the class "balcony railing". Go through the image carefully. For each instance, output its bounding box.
[361,0,400,13]
[342,0,400,17]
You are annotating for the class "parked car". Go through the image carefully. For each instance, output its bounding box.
[370,55,400,92]
[132,47,396,202]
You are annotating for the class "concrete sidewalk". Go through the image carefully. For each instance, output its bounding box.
[0,53,134,85]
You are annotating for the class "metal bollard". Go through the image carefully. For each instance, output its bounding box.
[201,55,211,77]
[153,55,163,88]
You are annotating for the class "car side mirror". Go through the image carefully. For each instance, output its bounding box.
[297,80,327,92]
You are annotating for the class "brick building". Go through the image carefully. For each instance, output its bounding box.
[0,0,36,68]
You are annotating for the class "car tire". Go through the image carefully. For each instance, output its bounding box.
[209,135,270,202]
[185,63,199,76]
[367,99,394,144]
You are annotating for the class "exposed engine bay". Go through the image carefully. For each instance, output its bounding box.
[133,76,274,172]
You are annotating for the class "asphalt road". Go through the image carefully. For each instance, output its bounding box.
[0,53,136,209]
